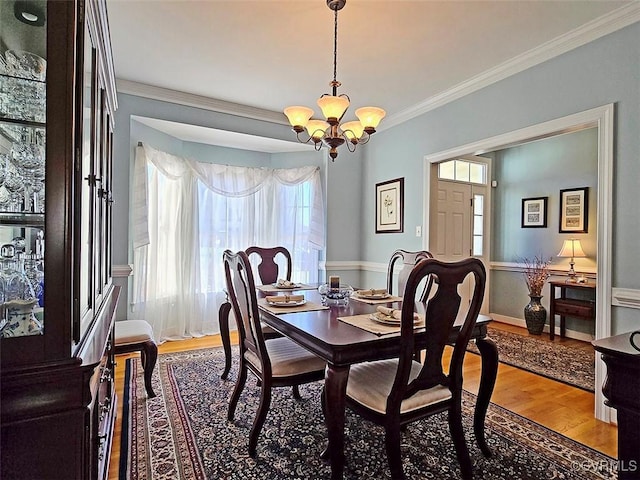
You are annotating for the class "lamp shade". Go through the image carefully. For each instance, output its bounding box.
[284,106,314,128]
[340,120,364,142]
[305,119,329,141]
[317,95,350,121]
[557,239,586,258]
[355,107,386,130]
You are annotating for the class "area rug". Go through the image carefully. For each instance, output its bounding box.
[467,327,595,392]
[119,347,615,480]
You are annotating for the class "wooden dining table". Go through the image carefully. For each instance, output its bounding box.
[250,287,498,480]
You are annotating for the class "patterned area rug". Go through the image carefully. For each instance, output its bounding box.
[467,327,595,392]
[119,347,614,480]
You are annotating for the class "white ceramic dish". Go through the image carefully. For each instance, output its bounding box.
[369,312,420,326]
[355,291,390,300]
[267,299,306,307]
[273,283,301,289]
[370,312,401,325]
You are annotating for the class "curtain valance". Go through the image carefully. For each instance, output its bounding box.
[133,143,325,249]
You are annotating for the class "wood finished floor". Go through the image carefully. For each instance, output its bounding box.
[108,322,617,480]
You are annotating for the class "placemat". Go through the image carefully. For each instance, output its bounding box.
[338,313,424,336]
[350,294,403,305]
[256,283,318,293]
[258,298,328,315]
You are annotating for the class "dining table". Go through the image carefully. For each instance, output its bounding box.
[220,285,499,480]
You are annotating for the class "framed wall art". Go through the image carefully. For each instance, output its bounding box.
[559,187,588,233]
[521,196,548,228]
[375,177,404,233]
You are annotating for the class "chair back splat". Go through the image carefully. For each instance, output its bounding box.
[387,249,433,302]
[245,246,292,285]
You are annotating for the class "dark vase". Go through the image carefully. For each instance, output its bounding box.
[524,295,546,335]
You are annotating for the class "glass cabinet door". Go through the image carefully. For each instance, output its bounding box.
[76,15,96,342]
[0,1,47,339]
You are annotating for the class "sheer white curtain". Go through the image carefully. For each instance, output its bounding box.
[131,144,325,342]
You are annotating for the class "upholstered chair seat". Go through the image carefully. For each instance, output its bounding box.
[114,320,158,398]
[347,359,452,415]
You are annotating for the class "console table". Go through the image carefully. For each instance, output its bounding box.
[548,280,596,340]
[593,332,640,479]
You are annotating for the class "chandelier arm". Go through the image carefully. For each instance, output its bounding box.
[295,131,319,145]
[344,136,357,153]
[357,132,371,145]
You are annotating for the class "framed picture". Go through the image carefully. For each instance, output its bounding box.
[375,178,404,233]
[521,197,548,228]
[559,187,588,233]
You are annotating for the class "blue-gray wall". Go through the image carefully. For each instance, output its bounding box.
[112,22,640,333]
[359,22,639,334]
[491,128,598,265]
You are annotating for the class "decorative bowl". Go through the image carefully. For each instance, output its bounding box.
[318,283,353,306]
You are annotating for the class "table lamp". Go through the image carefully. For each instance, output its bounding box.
[557,239,586,282]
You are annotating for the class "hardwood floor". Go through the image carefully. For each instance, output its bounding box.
[108,323,617,479]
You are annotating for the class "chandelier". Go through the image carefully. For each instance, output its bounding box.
[283,0,385,161]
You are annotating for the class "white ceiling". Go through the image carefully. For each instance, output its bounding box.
[107,0,636,152]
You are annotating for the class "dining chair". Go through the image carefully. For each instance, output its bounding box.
[386,249,434,302]
[219,246,291,381]
[223,249,326,457]
[244,246,302,397]
[332,257,486,479]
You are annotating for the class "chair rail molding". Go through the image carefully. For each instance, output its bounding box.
[612,288,640,310]
[113,264,133,278]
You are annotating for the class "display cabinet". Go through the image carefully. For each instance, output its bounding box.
[0,1,118,479]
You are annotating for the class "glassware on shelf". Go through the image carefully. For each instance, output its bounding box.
[0,245,42,337]
[4,50,46,81]
[1,298,41,337]
[0,74,46,123]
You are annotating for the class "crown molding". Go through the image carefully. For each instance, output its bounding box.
[382,3,640,130]
[116,4,639,131]
[116,79,288,125]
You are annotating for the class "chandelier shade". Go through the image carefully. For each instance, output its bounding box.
[340,120,364,142]
[355,107,386,132]
[317,95,350,123]
[283,106,314,131]
[306,119,330,140]
[283,0,385,160]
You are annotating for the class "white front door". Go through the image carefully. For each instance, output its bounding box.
[429,165,490,314]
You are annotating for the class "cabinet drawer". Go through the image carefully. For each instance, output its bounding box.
[554,298,594,317]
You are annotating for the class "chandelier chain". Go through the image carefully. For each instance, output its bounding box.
[333,6,338,87]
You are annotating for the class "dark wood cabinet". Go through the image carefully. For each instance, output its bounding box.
[593,333,640,479]
[0,1,118,479]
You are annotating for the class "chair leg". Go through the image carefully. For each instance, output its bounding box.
[448,402,473,480]
[248,378,272,457]
[385,422,406,480]
[228,362,248,421]
[219,301,232,380]
[141,340,158,398]
[292,384,301,399]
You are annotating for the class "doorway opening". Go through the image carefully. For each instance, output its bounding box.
[422,104,614,422]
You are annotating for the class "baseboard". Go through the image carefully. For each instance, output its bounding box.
[489,313,595,342]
